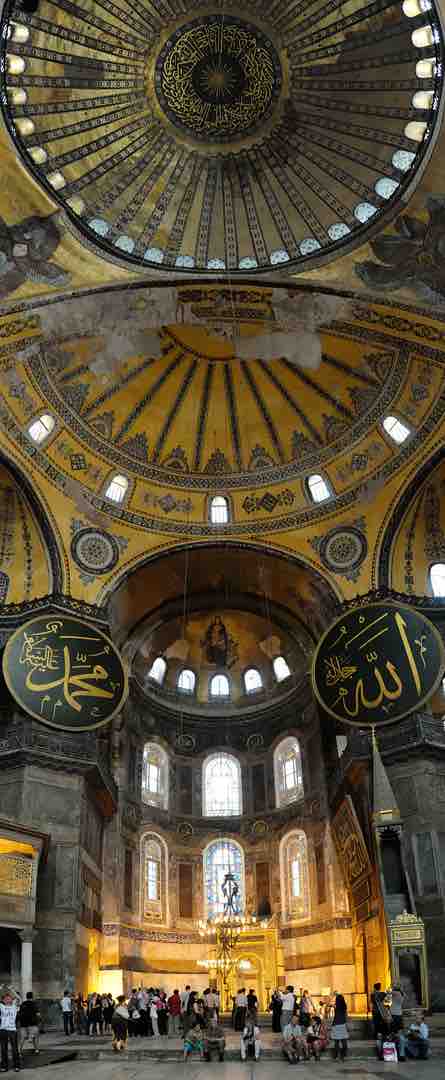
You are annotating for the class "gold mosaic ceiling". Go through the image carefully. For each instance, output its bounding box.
[1,0,442,273]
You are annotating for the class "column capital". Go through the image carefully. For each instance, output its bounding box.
[18,928,37,943]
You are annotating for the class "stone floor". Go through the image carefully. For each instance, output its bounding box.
[15,1060,442,1078]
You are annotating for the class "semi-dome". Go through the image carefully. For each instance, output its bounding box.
[1,0,442,273]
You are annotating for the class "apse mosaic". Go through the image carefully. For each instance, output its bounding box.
[1,0,442,274]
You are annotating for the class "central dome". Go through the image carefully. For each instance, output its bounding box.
[155,17,282,143]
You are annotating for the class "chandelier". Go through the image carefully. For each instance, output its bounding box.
[197,872,270,999]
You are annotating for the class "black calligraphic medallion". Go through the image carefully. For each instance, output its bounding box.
[311,602,445,727]
[2,615,128,732]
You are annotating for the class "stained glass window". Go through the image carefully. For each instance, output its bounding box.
[274,737,304,807]
[204,839,244,919]
[203,753,242,816]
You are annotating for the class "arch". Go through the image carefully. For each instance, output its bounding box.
[140,831,168,924]
[203,838,245,919]
[148,656,166,684]
[280,830,310,921]
[142,742,169,809]
[178,668,196,693]
[203,752,242,817]
[244,668,263,694]
[274,736,304,808]
[377,445,445,588]
[0,451,63,596]
[209,672,230,699]
[209,495,230,525]
[273,655,291,682]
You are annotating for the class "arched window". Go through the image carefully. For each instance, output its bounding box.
[273,655,291,682]
[244,668,263,694]
[27,414,55,445]
[430,563,445,598]
[307,474,331,503]
[274,737,304,808]
[142,743,168,809]
[104,474,128,503]
[210,495,230,525]
[204,839,244,919]
[141,833,167,922]
[148,656,166,684]
[210,673,230,699]
[178,668,195,694]
[280,830,310,921]
[382,415,411,444]
[203,753,242,817]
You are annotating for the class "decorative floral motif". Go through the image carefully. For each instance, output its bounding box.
[246,733,265,750]
[243,489,294,514]
[175,731,196,752]
[310,520,368,582]
[71,527,120,577]
[356,198,445,301]
[144,492,193,514]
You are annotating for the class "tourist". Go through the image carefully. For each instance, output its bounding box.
[247,989,258,1015]
[88,992,103,1036]
[399,1013,430,1059]
[214,991,220,1018]
[183,1021,204,1061]
[149,993,159,1038]
[157,990,169,1036]
[18,992,40,1056]
[168,989,182,1037]
[299,989,314,1029]
[136,988,149,1036]
[389,985,405,1032]
[371,982,390,1039]
[305,1015,328,1060]
[331,993,349,1061]
[0,991,20,1072]
[73,994,87,1035]
[270,989,282,1033]
[111,995,129,1053]
[102,994,115,1035]
[234,989,247,1031]
[203,1014,226,1061]
[282,1014,307,1063]
[241,1012,261,1061]
[180,984,191,1028]
[281,985,296,1032]
[60,990,74,1036]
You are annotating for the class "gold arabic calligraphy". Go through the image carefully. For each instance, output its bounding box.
[19,625,115,714]
[323,611,426,719]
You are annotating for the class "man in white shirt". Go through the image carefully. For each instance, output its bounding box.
[60,991,74,1036]
[280,985,296,1032]
[0,992,20,1072]
[180,985,191,1032]
[241,1015,261,1061]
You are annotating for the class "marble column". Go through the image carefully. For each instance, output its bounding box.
[19,929,36,996]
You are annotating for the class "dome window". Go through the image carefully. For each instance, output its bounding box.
[6,56,26,74]
[412,90,435,110]
[375,177,399,199]
[27,413,55,445]
[270,249,290,264]
[244,668,263,694]
[392,150,416,171]
[148,656,167,685]
[238,256,258,269]
[10,23,30,42]
[114,235,135,253]
[89,218,110,237]
[354,203,377,223]
[300,238,321,254]
[47,171,66,190]
[328,223,351,241]
[175,255,195,268]
[307,473,331,503]
[207,258,226,269]
[144,247,164,263]
[403,0,431,13]
[66,196,85,215]
[273,656,291,682]
[382,415,411,444]
[104,474,129,503]
[210,673,230,698]
[210,495,230,525]
[404,121,428,142]
[15,118,34,137]
[29,147,48,165]
[430,564,445,598]
[416,59,436,78]
[178,668,195,694]
[411,26,436,48]
[9,88,27,105]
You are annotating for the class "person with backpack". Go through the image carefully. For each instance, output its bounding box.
[18,993,40,1056]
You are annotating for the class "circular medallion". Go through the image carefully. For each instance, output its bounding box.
[311,602,445,728]
[319,527,367,576]
[155,16,282,143]
[2,614,128,731]
[71,528,119,576]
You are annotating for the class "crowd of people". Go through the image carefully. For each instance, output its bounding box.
[0,979,431,1069]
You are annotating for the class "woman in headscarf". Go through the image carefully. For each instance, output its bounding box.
[331,993,349,1060]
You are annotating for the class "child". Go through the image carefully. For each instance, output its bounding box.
[184,1022,204,1061]
[0,991,20,1072]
